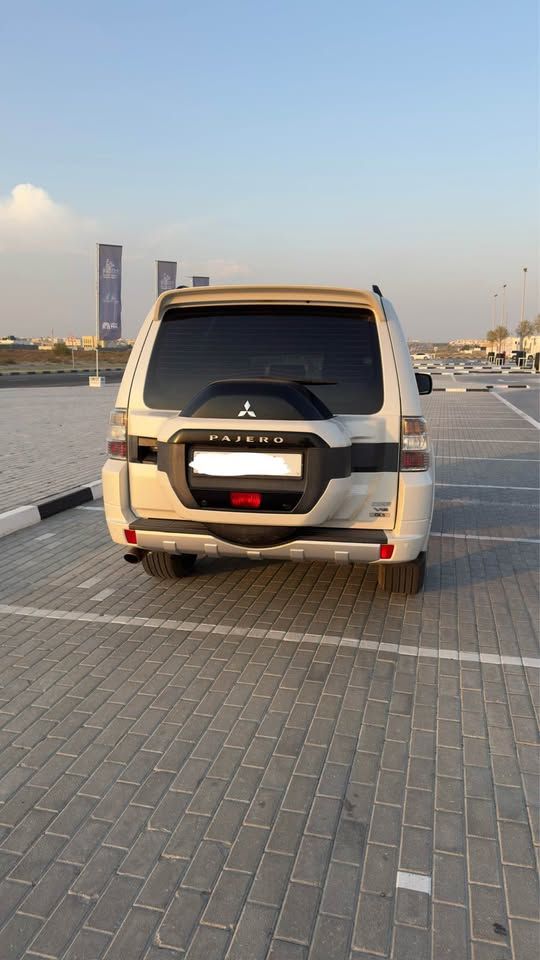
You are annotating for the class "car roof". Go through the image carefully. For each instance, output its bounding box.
[153,284,385,316]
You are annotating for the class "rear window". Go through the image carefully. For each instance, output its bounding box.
[143,305,383,414]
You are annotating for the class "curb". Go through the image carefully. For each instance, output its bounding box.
[0,481,102,539]
[414,367,537,374]
[433,385,530,393]
[0,367,124,377]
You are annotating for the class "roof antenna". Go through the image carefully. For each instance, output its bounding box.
[372,284,383,297]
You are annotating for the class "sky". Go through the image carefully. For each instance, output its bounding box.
[0,0,537,340]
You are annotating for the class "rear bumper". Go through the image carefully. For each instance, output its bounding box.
[107,516,430,564]
[103,460,432,565]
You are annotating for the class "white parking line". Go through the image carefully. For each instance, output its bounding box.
[0,603,538,668]
[77,575,103,589]
[434,438,538,444]
[76,506,105,512]
[436,483,540,491]
[436,456,540,462]
[431,532,540,544]
[35,532,55,541]
[90,588,116,602]
[429,419,525,422]
[492,390,540,428]
[396,872,431,895]
[436,499,536,508]
[431,426,535,431]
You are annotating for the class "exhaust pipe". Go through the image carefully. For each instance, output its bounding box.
[124,548,145,564]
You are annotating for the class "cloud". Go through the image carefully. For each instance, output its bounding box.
[0,183,95,253]
[207,258,251,280]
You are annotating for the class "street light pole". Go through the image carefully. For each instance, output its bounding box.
[502,283,507,329]
[493,293,498,328]
[520,267,528,327]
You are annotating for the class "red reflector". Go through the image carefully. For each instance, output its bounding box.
[124,529,137,544]
[380,544,394,560]
[400,450,429,471]
[108,440,127,459]
[230,492,262,508]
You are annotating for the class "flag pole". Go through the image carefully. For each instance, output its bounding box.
[95,243,99,378]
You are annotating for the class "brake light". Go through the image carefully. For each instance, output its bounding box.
[380,544,395,559]
[124,529,137,544]
[107,409,127,459]
[230,492,262,508]
[108,440,127,458]
[400,417,430,471]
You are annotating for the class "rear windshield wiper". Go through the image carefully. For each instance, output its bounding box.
[294,379,337,385]
[257,376,337,386]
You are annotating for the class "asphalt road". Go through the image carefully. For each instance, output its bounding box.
[0,370,124,389]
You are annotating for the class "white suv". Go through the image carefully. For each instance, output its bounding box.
[103,284,434,594]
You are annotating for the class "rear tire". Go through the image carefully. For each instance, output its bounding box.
[377,551,426,595]
[141,551,197,579]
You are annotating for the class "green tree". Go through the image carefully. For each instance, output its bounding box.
[534,315,540,335]
[52,342,70,357]
[516,320,533,342]
[486,330,497,346]
[492,325,509,352]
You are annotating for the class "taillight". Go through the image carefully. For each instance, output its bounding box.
[400,417,430,471]
[124,529,137,544]
[230,492,262,508]
[107,409,127,459]
[380,544,395,559]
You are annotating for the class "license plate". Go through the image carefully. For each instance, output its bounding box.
[189,449,303,479]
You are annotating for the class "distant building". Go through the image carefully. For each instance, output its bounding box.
[522,334,540,356]
[449,338,489,348]
[64,336,81,347]
[82,336,106,350]
[0,336,36,348]
[485,335,540,358]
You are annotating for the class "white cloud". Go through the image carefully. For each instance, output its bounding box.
[0,183,95,253]
[207,258,251,280]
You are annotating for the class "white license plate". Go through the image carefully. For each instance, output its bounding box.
[189,450,303,479]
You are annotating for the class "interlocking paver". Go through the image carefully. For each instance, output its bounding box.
[1,383,115,511]
[0,389,538,958]
[275,880,321,944]
[28,892,90,955]
[0,912,43,960]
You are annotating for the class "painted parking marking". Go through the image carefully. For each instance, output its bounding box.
[492,391,540,428]
[429,418,528,422]
[396,872,432,895]
[0,603,538,668]
[77,575,103,589]
[90,588,116,602]
[434,438,539,444]
[436,498,537,508]
[430,426,536,431]
[76,505,105,511]
[436,483,540,491]
[35,532,55,541]
[431,532,540,544]
[436,456,540,462]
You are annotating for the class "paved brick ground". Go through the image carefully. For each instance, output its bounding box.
[1,385,116,511]
[0,390,538,959]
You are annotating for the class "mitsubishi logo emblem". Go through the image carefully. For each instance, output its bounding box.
[238,401,256,418]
